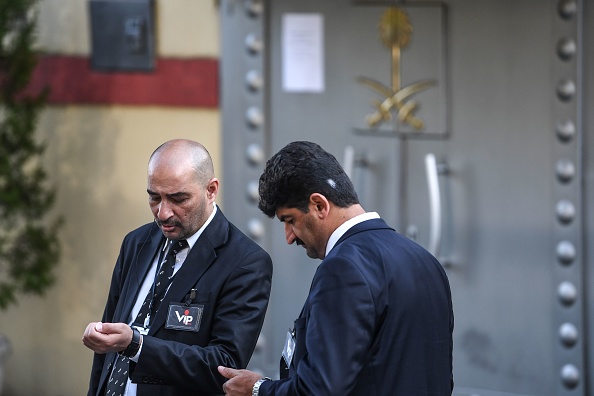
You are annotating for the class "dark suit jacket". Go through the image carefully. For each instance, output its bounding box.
[88,209,273,396]
[261,218,453,395]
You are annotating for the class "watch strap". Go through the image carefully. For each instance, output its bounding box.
[252,377,271,396]
[119,326,141,358]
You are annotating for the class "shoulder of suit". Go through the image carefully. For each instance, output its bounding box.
[122,222,161,244]
[348,218,394,234]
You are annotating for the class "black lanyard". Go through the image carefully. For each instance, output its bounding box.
[142,240,172,328]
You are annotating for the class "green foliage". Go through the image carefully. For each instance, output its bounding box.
[0,0,62,309]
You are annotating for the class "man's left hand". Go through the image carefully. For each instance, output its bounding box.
[82,322,133,354]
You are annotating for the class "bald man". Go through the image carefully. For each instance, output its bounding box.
[83,139,273,396]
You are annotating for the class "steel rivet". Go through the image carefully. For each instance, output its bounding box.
[558,281,577,305]
[557,79,576,102]
[246,143,264,165]
[555,159,575,183]
[559,323,578,347]
[556,241,576,265]
[560,364,579,388]
[246,70,264,91]
[557,37,577,61]
[556,120,575,142]
[245,33,263,54]
[246,107,264,128]
[558,0,577,20]
[247,218,265,239]
[247,181,259,202]
[245,0,263,17]
[556,199,575,224]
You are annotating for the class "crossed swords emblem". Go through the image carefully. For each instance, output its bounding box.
[359,7,435,130]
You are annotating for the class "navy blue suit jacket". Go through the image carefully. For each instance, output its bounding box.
[261,218,453,395]
[88,209,273,396]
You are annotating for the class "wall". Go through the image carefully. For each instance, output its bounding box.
[0,1,221,395]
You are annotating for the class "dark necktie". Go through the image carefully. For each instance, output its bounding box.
[104,239,188,396]
[136,239,189,327]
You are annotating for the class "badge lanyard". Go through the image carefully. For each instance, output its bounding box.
[142,240,171,330]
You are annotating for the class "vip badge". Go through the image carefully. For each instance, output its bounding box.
[166,303,204,332]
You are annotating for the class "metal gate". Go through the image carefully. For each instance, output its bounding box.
[220,1,590,394]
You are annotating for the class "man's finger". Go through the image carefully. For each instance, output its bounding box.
[218,366,239,379]
[99,322,119,334]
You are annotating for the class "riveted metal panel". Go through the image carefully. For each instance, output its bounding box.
[582,0,594,395]
[551,1,585,394]
[219,0,272,372]
[220,0,591,393]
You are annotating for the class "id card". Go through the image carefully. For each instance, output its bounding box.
[281,329,295,367]
[165,303,204,332]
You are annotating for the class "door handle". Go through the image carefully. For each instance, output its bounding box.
[425,153,441,257]
[344,145,356,181]
[425,153,449,263]
[343,145,368,182]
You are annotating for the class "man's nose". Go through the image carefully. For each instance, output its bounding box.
[284,223,296,245]
[157,201,173,220]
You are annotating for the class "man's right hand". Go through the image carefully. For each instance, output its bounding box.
[218,366,264,396]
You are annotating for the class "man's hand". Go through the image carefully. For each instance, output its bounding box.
[218,366,264,396]
[82,322,133,354]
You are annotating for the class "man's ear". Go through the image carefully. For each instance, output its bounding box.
[206,178,219,201]
[309,193,330,219]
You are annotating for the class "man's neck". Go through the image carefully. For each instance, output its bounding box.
[324,206,379,257]
[332,204,366,229]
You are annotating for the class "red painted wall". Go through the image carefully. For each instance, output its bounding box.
[25,55,218,108]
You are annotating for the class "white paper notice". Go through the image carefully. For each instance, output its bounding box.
[282,13,325,93]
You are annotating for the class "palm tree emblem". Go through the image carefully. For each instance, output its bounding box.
[359,7,435,130]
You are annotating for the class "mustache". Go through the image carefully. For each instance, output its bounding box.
[156,219,182,228]
[295,238,304,246]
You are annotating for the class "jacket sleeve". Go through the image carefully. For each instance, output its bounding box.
[130,248,273,392]
[261,255,375,395]
[87,232,133,396]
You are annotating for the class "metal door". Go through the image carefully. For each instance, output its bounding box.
[220,1,587,394]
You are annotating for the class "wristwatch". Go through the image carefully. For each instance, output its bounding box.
[119,326,142,358]
[252,377,271,396]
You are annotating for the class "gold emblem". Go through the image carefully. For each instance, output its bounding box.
[359,7,435,130]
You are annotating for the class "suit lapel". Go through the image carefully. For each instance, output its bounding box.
[148,210,230,334]
[117,229,164,324]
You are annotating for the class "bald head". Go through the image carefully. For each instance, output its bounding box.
[149,139,215,186]
[147,139,219,239]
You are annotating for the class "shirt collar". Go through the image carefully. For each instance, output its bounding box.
[325,211,380,257]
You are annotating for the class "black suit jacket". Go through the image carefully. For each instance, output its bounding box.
[261,218,453,395]
[88,209,273,396]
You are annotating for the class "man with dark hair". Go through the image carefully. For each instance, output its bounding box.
[219,141,453,395]
[82,139,273,396]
